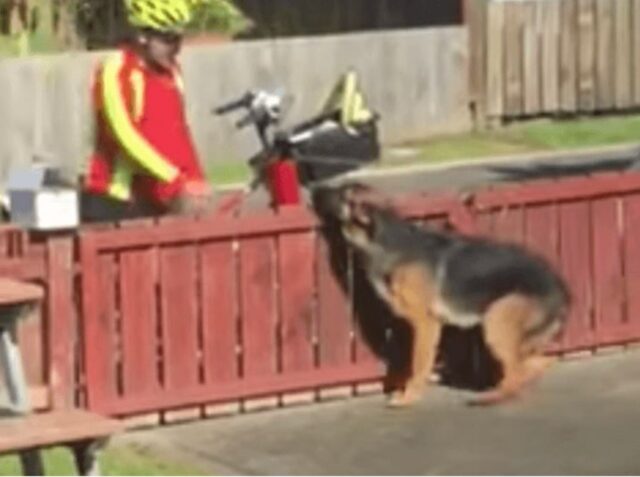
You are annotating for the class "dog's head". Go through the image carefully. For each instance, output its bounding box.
[311,182,394,250]
[311,181,369,221]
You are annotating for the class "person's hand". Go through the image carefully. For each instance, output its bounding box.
[184,180,212,198]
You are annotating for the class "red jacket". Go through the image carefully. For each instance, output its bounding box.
[85,47,205,205]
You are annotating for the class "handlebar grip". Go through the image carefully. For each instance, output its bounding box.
[235,114,254,129]
[213,93,252,115]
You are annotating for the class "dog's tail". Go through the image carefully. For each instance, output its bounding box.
[523,278,571,355]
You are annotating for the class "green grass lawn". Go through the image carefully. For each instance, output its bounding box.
[207,114,640,186]
[390,115,640,165]
[0,444,205,476]
[208,160,252,186]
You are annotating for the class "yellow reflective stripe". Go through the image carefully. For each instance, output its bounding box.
[130,70,145,121]
[340,71,356,127]
[340,71,373,126]
[173,69,185,95]
[107,158,134,201]
[101,53,179,183]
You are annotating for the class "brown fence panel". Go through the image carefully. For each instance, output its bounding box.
[622,193,640,338]
[481,0,640,120]
[316,232,354,370]
[278,231,316,374]
[200,241,240,387]
[122,246,162,397]
[560,0,578,111]
[558,200,595,350]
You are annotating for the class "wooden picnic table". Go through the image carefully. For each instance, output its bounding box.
[0,278,122,475]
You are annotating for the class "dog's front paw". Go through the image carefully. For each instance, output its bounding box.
[468,381,525,406]
[386,387,424,408]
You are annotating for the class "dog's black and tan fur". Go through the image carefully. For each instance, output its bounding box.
[312,182,570,407]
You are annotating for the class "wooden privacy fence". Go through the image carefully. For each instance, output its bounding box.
[475,0,640,121]
[4,171,640,418]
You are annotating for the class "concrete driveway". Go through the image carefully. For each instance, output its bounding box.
[119,348,640,475]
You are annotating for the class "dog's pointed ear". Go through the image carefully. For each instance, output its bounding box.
[343,182,371,203]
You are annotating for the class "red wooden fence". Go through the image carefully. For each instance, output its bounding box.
[78,209,388,416]
[4,171,640,419]
[0,226,76,411]
[472,172,640,351]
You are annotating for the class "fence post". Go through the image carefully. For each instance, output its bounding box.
[449,193,479,235]
[465,0,489,130]
[46,233,76,409]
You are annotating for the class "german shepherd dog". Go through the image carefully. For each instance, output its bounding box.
[312,182,570,408]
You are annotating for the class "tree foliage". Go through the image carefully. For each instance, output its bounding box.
[0,0,250,53]
[186,0,251,36]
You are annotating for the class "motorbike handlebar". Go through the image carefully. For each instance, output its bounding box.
[213,92,253,115]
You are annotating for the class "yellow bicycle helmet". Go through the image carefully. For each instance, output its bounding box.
[125,0,193,33]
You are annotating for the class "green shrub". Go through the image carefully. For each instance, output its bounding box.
[186,0,252,36]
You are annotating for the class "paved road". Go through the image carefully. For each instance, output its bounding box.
[220,144,640,212]
[362,144,640,194]
[119,349,640,475]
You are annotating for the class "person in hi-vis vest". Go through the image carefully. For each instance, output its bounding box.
[83,0,212,221]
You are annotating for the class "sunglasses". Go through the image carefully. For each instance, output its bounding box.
[143,28,183,44]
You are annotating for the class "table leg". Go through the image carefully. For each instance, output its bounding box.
[73,439,105,476]
[20,449,46,476]
[0,324,31,413]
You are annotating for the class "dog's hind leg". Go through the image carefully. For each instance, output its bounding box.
[516,304,565,391]
[472,294,538,406]
[517,336,558,391]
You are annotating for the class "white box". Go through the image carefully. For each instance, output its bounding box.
[7,165,79,231]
